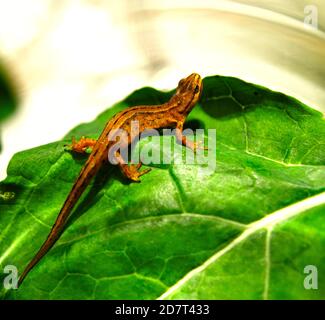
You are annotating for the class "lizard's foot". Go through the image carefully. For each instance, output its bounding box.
[185,139,208,152]
[64,136,97,154]
[119,162,151,182]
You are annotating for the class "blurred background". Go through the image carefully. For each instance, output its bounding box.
[0,0,324,180]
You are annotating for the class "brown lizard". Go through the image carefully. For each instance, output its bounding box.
[18,73,203,286]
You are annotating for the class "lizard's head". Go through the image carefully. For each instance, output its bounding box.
[177,73,202,96]
[175,73,203,114]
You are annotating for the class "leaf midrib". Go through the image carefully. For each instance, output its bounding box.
[157,191,325,299]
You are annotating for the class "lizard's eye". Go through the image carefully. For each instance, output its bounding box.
[194,85,199,94]
[178,79,185,87]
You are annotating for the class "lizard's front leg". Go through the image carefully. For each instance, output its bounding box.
[113,150,151,182]
[175,121,207,151]
[65,136,97,154]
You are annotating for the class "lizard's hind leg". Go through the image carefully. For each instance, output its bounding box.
[65,136,97,154]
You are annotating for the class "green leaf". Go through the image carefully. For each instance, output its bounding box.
[0,60,19,151]
[0,75,324,300]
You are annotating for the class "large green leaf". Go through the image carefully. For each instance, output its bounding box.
[0,75,324,299]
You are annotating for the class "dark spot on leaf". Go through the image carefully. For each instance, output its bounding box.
[202,97,241,119]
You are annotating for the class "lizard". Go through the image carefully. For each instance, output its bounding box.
[18,72,203,287]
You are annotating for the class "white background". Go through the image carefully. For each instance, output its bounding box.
[0,0,324,180]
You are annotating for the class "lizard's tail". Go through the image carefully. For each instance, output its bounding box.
[18,157,99,287]
[18,208,68,287]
